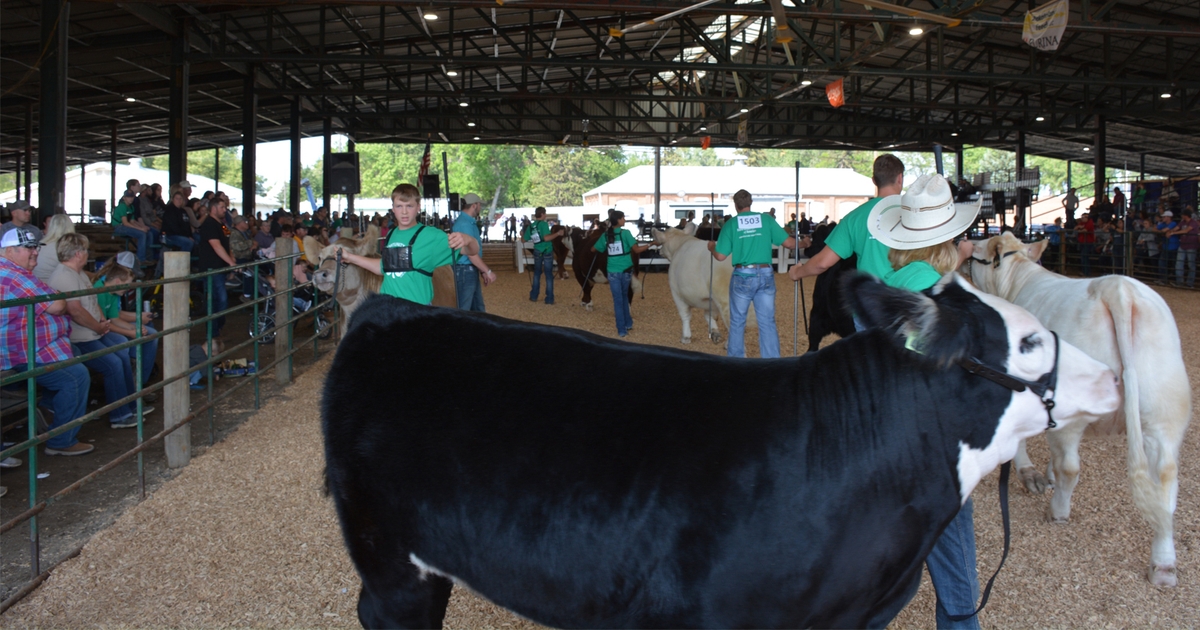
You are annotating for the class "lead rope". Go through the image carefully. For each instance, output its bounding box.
[947,461,1011,622]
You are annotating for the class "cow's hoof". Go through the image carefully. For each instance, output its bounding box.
[1150,565,1178,588]
[709,332,722,344]
[1045,507,1070,524]
[584,302,593,312]
[681,337,691,345]
[1017,466,1049,494]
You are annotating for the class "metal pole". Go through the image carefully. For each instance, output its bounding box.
[163,251,191,467]
[793,161,800,356]
[654,147,662,225]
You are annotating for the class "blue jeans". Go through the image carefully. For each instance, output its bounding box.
[1078,242,1093,277]
[163,234,194,252]
[1160,249,1178,282]
[205,271,228,337]
[117,325,158,385]
[453,264,486,312]
[607,271,633,336]
[74,333,138,422]
[12,362,90,450]
[114,225,150,261]
[727,267,779,358]
[926,498,981,629]
[1176,248,1197,287]
[529,251,554,304]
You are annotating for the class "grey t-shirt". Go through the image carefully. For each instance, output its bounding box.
[0,222,44,243]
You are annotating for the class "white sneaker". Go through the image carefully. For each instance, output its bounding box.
[0,456,21,469]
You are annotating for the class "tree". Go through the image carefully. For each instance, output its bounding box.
[356,143,426,197]
[526,147,633,206]
[660,147,724,166]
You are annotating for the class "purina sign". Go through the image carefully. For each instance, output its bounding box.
[1023,0,1069,52]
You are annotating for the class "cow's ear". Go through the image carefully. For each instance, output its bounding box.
[1026,239,1049,262]
[986,236,1003,261]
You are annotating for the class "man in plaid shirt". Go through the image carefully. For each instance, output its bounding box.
[1,227,93,456]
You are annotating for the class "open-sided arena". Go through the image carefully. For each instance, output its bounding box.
[1,268,1196,628]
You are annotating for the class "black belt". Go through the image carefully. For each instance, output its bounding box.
[735,263,771,269]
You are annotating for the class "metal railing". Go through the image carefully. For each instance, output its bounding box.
[0,238,340,610]
[1027,226,1197,288]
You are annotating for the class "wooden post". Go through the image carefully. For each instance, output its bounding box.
[275,237,293,385]
[163,252,191,467]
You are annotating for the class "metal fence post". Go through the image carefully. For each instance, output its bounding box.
[275,237,293,385]
[163,251,191,467]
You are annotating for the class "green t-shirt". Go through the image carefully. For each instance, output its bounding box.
[523,220,553,254]
[714,211,788,266]
[379,225,455,305]
[824,197,894,279]
[884,261,942,292]
[112,202,136,228]
[593,228,638,273]
[93,278,122,319]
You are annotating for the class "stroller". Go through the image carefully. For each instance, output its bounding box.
[247,269,333,344]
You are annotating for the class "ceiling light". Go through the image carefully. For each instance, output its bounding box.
[445,69,459,77]
[800,79,812,86]
[1083,147,1091,151]
[670,139,678,144]
[1035,116,1045,122]
[909,27,924,36]
[1160,92,1172,99]
[125,97,136,102]
[951,132,958,137]
[467,122,476,127]
[740,107,749,113]
[423,10,438,20]
[473,136,480,141]
[699,125,707,131]
[459,102,469,107]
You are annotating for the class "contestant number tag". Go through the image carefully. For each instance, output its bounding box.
[530,230,542,243]
[737,214,762,231]
[607,240,625,256]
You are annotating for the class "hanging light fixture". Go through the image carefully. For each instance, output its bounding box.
[909,26,924,36]
[423,9,439,20]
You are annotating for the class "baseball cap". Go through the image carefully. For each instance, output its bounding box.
[115,251,143,278]
[462,193,482,206]
[177,180,193,188]
[1162,211,1174,218]
[234,214,249,225]
[122,190,136,200]
[6,200,31,212]
[0,227,42,249]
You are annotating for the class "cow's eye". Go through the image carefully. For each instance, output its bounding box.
[1019,334,1041,354]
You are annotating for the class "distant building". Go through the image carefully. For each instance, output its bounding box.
[582,165,876,223]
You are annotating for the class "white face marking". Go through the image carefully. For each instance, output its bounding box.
[409,553,448,581]
[947,277,1119,502]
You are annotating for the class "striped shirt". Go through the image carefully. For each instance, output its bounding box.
[0,258,74,370]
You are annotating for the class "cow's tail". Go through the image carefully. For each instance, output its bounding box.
[1105,280,1153,511]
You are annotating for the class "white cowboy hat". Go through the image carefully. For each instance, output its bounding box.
[868,174,981,250]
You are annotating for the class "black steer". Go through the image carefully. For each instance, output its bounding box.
[323,274,1118,629]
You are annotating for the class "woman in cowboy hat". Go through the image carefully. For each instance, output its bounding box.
[867,172,984,630]
[868,173,980,292]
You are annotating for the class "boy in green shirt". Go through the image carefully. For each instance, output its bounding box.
[708,189,797,358]
[593,210,652,337]
[523,206,562,304]
[339,183,477,305]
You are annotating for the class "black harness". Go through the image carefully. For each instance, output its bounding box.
[381,225,433,277]
[947,329,1061,622]
[963,248,1018,280]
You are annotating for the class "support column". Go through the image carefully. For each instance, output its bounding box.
[79,164,85,220]
[38,0,68,214]
[242,65,258,219]
[955,144,965,182]
[1094,115,1106,200]
[1139,154,1145,182]
[1066,159,1072,192]
[110,123,118,214]
[214,147,220,193]
[1016,131,1026,234]
[290,98,301,216]
[15,154,22,201]
[346,138,355,216]
[168,25,189,186]
[322,117,332,211]
[654,146,661,224]
[24,102,33,202]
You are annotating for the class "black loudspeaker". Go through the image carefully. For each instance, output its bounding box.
[447,192,460,212]
[992,190,1007,211]
[422,175,440,199]
[1018,188,1032,208]
[89,199,107,218]
[327,152,360,195]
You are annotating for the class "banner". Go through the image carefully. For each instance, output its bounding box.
[417,142,432,182]
[1022,0,1068,52]
[737,119,748,146]
[826,78,845,108]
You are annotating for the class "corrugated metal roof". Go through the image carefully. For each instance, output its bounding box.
[584,166,875,199]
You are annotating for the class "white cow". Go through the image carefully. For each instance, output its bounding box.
[965,233,1192,587]
[651,228,753,344]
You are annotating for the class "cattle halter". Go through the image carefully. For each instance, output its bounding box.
[957,331,1061,430]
